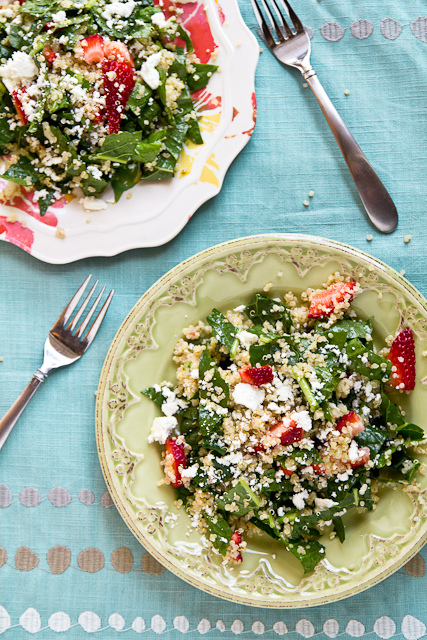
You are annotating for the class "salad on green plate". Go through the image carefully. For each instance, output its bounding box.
[143,275,424,573]
[0,0,217,213]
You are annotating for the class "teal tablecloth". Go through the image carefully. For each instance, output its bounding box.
[1,0,427,637]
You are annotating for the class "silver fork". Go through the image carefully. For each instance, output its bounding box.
[251,0,398,234]
[0,276,114,451]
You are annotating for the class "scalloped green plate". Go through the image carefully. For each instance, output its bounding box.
[96,234,427,607]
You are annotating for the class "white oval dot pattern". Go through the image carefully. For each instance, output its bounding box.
[0,486,114,509]
[309,18,427,42]
[48,612,71,633]
[0,612,423,635]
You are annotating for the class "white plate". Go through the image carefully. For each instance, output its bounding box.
[0,0,258,263]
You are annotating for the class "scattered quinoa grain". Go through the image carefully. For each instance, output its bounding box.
[55,227,65,239]
[366,234,373,242]
[404,235,412,244]
[303,200,310,207]
[344,89,350,95]
[308,190,314,198]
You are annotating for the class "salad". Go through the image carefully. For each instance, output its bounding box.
[0,0,217,213]
[143,275,424,573]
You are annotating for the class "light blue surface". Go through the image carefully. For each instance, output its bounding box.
[1,0,427,637]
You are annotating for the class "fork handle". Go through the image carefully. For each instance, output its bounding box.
[305,72,398,234]
[0,372,47,451]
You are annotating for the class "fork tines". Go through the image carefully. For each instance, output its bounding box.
[55,275,114,345]
[251,0,304,45]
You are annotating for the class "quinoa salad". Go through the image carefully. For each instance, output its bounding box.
[144,274,425,573]
[0,0,217,213]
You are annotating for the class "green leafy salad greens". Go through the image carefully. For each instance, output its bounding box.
[143,282,425,573]
[0,0,217,213]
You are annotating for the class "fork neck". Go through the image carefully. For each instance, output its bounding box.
[301,67,316,81]
[34,368,49,382]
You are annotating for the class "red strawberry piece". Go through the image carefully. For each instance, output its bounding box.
[12,88,28,125]
[102,59,136,134]
[351,446,370,469]
[229,531,243,563]
[387,327,416,391]
[82,34,105,65]
[336,411,365,437]
[104,40,134,68]
[280,466,294,477]
[41,22,56,32]
[268,420,303,445]
[43,47,56,66]
[238,365,273,386]
[164,437,186,488]
[312,463,326,475]
[308,282,358,319]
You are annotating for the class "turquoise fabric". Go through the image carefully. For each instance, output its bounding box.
[1,0,427,636]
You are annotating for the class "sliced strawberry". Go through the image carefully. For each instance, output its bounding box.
[387,327,416,391]
[228,531,243,563]
[238,365,273,386]
[270,420,302,445]
[308,282,358,319]
[43,47,56,65]
[104,40,134,68]
[351,446,370,469]
[280,466,294,477]
[312,463,326,474]
[12,88,28,125]
[336,411,365,437]
[102,59,136,134]
[82,34,105,65]
[41,21,55,32]
[164,437,186,488]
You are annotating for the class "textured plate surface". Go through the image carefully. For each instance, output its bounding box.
[0,0,258,263]
[96,234,427,608]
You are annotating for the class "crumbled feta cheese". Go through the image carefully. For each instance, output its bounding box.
[148,416,178,444]
[102,0,136,21]
[237,330,258,350]
[152,11,167,28]
[314,497,338,512]
[0,51,38,92]
[291,410,312,432]
[52,10,67,23]
[292,490,309,510]
[161,386,180,417]
[233,305,246,313]
[180,464,199,479]
[272,376,294,402]
[139,52,162,90]
[348,440,361,463]
[232,383,265,411]
[79,196,108,211]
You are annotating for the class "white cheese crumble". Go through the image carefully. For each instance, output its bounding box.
[180,463,199,479]
[237,330,258,350]
[161,386,180,417]
[102,0,136,21]
[152,11,167,28]
[291,410,312,432]
[348,440,361,464]
[272,376,294,402]
[0,51,38,93]
[232,383,265,411]
[233,305,246,312]
[148,416,177,444]
[292,489,309,510]
[139,52,162,90]
[314,497,338,512]
[52,10,67,23]
[79,196,108,211]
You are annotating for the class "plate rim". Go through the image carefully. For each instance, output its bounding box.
[95,233,427,608]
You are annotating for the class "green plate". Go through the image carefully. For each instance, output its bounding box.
[95,234,427,608]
